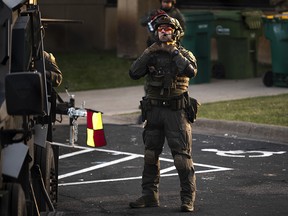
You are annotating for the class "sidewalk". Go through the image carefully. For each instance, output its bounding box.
[60,77,287,115]
[59,77,288,144]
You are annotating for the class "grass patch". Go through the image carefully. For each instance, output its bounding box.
[199,94,288,127]
[53,51,287,127]
[55,50,144,92]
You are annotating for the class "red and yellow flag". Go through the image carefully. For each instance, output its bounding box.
[86,109,107,147]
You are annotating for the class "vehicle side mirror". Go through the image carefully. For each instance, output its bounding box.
[5,72,45,116]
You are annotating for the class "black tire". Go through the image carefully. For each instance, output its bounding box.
[263,71,273,87]
[41,142,58,210]
[4,183,27,216]
[44,143,58,208]
[40,211,65,216]
[34,142,58,212]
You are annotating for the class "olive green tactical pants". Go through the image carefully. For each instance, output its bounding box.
[142,106,196,203]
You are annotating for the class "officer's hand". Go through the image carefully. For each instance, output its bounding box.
[159,43,179,55]
[144,42,161,54]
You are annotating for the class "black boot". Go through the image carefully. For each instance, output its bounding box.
[181,200,194,212]
[129,196,159,208]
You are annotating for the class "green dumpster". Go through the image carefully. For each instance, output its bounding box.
[213,10,263,79]
[181,11,214,84]
[262,14,288,87]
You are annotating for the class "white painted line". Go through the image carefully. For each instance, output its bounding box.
[201,148,287,158]
[54,141,234,186]
[196,167,233,174]
[59,176,143,186]
[194,162,232,170]
[58,154,139,179]
[59,149,95,159]
[160,166,176,174]
[52,142,143,157]
[59,166,233,187]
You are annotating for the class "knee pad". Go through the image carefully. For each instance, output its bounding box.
[144,150,157,165]
[174,154,192,170]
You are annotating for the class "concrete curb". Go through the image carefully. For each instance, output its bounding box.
[102,114,288,145]
[193,118,288,145]
[58,78,288,145]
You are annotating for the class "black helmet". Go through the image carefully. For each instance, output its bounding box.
[147,9,168,32]
[154,16,184,41]
[149,9,167,21]
[159,0,176,4]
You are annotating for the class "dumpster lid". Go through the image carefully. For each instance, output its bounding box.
[214,10,242,21]
[241,10,263,17]
[214,10,263,29]
[263,12,288,20]
[183,11,214,21]
[241,10,263,29]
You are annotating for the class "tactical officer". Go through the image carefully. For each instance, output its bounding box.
[129,16,197,212]
[159,0,185,31]
[140,0,185,47]
[44,51,63,87]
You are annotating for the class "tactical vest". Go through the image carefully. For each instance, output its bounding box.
[145,51,189,98]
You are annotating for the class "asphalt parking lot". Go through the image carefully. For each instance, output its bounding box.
[52,123,288,216]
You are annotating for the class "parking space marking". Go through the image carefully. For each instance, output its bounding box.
[59,149,95,159]
[53,142,233,187]
[59,155,138,179]
[202,148,287,158]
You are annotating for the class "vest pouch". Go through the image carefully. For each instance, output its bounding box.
[140,97,151,122]
[185,94,201,123]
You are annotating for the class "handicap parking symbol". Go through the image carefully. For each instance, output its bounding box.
[201,148,286,158]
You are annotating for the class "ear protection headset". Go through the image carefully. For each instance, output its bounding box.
[172,18,184,41]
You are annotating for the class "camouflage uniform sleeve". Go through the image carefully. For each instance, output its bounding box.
[44,52,63,87]
[129,51,150,80]
[173,46,197,78]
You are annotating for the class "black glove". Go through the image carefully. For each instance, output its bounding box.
[144,42,161,54]
[158,43,178,54]
[173,52,191,73]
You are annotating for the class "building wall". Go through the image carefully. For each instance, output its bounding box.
[116,0,158,58]
[40,0,158,56]
[104,6,117,50]
[39,0,271,64]
[40,0,108,52]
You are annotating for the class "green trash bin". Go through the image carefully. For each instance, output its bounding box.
[181,11,214,84]
[213,10,263,79]
[262,14,288,87]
